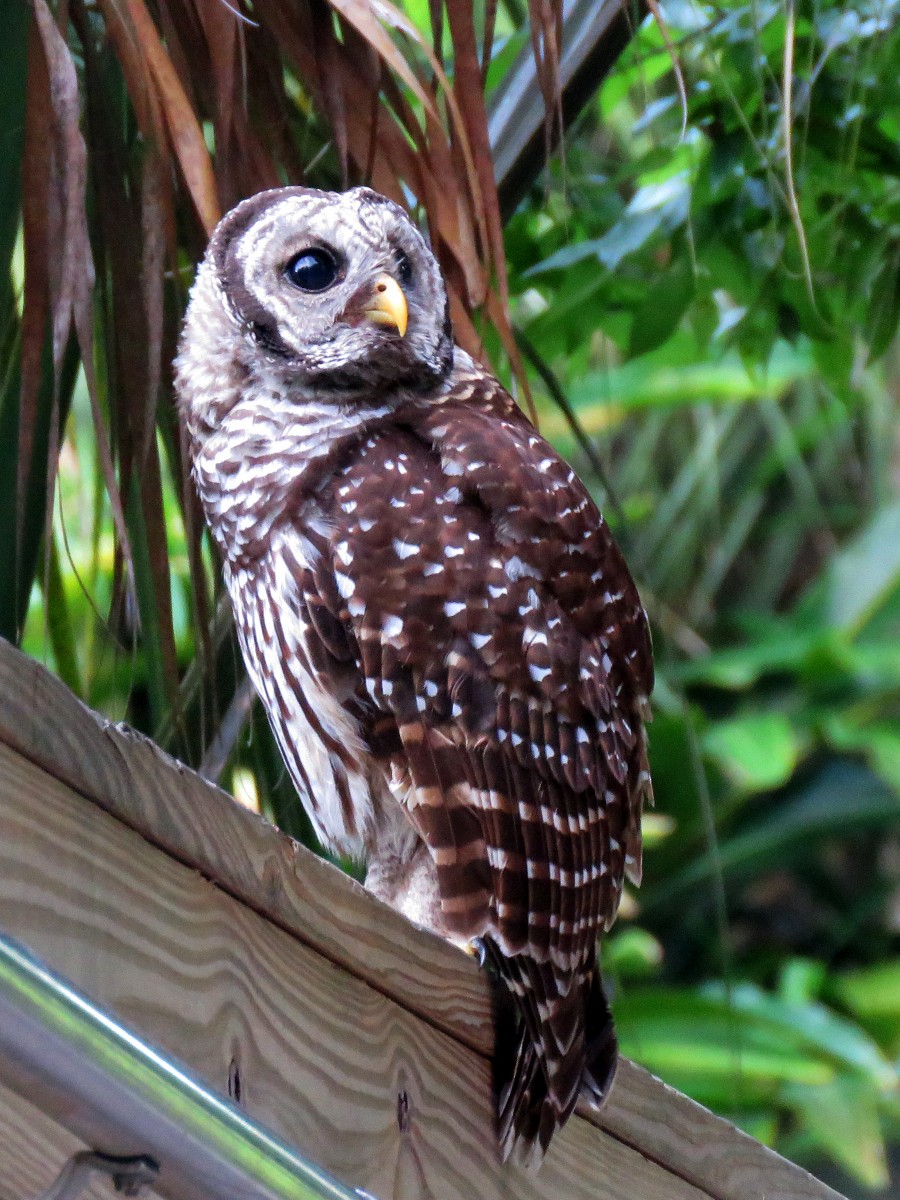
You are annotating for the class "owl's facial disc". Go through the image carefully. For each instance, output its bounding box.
[210,186,452,389]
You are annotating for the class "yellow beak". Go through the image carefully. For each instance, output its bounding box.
[363,273,408,337]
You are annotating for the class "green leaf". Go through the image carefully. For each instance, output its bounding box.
[824,715,900,794]
[43,531,83,695]
[628,258,695,358]
[832,960,900,1055]
[703,981,897,1086]
[783,1079,890,1189]
[672,630,814,689]
[703,711,800,793]
[834,960,900,1022]
[827,502,900,634]
[605,928,664,979]
[866,247,900,359]
[644,761,899,907]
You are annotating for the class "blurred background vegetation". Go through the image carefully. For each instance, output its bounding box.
[1,0,897,1193]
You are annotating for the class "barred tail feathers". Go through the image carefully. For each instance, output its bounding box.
[483,943,618,1167]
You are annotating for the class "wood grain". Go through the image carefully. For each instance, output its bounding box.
[0,637,845,1200]
[0,640,492,1056]
[0,741,708,1200]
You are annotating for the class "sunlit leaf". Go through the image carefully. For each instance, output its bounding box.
[827,502,900,635]
[784,1079,890,1189]
[703,711,800,793]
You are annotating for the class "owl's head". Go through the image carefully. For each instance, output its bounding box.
[178,186,453,418]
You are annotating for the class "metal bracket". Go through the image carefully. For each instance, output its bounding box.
[30,1151,159,1200]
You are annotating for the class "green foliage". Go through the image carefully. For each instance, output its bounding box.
[500,1,900,1190]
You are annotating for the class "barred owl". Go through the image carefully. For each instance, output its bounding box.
[176,186,653,1165]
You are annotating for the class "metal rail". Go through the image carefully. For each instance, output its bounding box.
[0,933,363,1200]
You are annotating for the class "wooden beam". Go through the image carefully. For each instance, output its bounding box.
[0,638,844,1200]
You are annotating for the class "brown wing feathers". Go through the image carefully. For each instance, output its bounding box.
[296,376,651,1163]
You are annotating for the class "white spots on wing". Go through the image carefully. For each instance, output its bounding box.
[445,545,464,558]
[335,540,352,567]
[467,531,480,542]
[444,601,466,618]
[390,497,407,509]
[445,486,462,504]
[576,727,589,744]
[335,571,355,599]
[488,583,507,599]
[523,629,548,649]
[393,538,420,560]
[538,458,555,472]
[505,555,541,582]
[529,664,552,684]
[423,562,444,576]
[358,516,375,533]
[470,632,491,650]
[518,589,539,617]
[383,615,404,639]
[443,459,464,476]
[424,680,439,698]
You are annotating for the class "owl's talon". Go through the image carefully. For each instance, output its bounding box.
[470,938,488,968]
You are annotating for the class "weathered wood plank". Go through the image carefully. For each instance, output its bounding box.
[0,640,491,1057]
[0,638,844,1200]
[0,741,708,1200]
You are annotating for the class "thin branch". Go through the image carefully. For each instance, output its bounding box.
[514,326,628,529]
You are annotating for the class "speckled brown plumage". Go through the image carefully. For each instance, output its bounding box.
[175,185,653,1166]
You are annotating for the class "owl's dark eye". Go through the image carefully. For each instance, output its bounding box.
[285,248,339,292]
[395,249,413,287]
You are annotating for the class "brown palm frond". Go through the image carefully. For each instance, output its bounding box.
[6,0,641,780]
